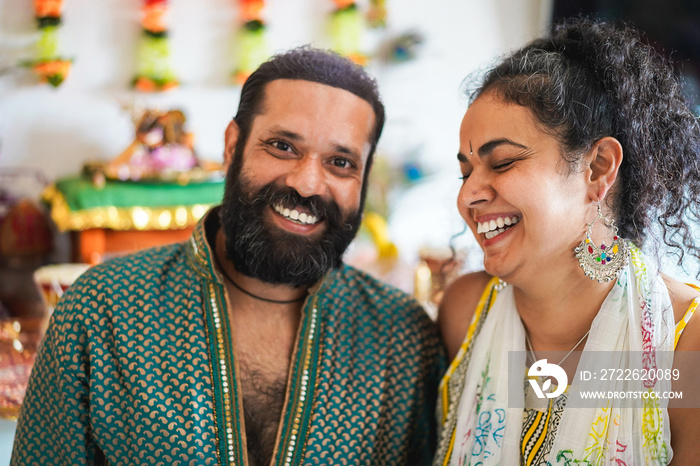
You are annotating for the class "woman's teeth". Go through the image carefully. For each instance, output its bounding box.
[477,216,521,239]
[273,204,319,225]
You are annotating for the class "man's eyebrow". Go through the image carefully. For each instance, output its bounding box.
[267,128,363,160]
[333,144,362,160]
[269,129,303,141]
[457,152,468,163]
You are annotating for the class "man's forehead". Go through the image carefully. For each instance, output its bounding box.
[251,80,375,149]
[258,79,370,114]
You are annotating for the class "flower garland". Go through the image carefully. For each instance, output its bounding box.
[366,0,386,29]
[31,0,72,87]
[233,0,268,84]
[133,0,178,92]
[329,0,366,65]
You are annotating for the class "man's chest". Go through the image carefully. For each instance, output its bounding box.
[233,326,295,465]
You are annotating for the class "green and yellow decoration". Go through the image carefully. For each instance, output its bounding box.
[329,0,366,65]
[30,0,72,87]
[43,176,224,232]
[133,0,178,92]
[233,0,268,84]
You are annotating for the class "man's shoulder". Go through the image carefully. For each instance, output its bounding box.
[87,242,187,276]
[54,241,196,326]
[329,263,432,323]
[69,241,191,295]
[330,264,445,367]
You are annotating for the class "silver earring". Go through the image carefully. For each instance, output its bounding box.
[574,202,630,282]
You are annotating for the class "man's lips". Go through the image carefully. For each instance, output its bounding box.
[272,203,320,225]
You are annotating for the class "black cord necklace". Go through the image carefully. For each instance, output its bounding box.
[213,253,306,304]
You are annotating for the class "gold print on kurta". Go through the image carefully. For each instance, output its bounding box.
[300,269,440,464]
[14,246,221,464]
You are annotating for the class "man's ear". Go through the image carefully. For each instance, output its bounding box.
[223,120,240,170]
[586,136,623,201]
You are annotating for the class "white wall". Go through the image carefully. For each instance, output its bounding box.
[0,0,553,264]
[0,0,552,172]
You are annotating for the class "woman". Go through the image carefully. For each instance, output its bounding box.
[435,18,700,465]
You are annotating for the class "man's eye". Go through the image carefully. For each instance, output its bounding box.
[332,158,352,169]
[270,140,293,152]
[459,173,471,182]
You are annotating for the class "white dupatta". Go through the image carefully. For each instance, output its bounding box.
[449,246,675,465]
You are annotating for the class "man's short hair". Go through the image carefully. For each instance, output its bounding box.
[233,47,385,199]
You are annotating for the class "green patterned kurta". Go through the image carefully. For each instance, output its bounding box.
[12,212,444,465]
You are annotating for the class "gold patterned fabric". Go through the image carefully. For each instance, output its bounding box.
[11,208,444,465]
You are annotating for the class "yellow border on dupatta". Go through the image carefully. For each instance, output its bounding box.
[439,276,501,466]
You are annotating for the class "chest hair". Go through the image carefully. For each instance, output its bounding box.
[238,350,290,466]
[227,295,300,465]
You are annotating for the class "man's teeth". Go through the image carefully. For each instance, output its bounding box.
[477,216,521,239]
[273,204,319,225]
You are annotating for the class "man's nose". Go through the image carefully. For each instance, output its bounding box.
[284,156,327,199]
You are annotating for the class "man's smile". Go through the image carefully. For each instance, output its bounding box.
[272,203,320,225]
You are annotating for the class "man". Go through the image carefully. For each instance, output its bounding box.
[12,48,444,465]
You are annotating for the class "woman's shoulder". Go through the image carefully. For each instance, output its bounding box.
[437,271,493,360]
[661,275,700,322]
[662,274,700,351]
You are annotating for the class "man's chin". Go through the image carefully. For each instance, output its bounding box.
[226,232,342,287]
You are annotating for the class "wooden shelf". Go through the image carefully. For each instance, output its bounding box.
[73,227,195,264]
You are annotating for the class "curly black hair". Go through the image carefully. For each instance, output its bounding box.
[470,17,700,275]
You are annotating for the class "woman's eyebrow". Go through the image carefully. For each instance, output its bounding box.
[477,138,528,156]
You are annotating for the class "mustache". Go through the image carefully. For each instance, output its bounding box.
[248,184,354,231]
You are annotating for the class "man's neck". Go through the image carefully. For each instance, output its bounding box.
[214,228,309,307]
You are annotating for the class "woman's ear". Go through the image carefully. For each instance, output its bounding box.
[586,136,623,201]
[223,120,240,170]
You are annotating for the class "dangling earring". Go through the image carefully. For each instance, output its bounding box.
[574,202,630,282]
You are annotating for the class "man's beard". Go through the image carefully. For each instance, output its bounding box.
[219,172,362,288]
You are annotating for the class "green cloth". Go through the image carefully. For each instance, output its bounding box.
[55,176,224,211]
[12,209,445,465]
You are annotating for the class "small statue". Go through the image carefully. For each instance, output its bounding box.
[88,109,222,184]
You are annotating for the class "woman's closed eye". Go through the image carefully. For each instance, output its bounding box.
[493,159,516,171]
[459,158,518,182]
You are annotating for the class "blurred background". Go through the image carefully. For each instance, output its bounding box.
[0,0,699,461]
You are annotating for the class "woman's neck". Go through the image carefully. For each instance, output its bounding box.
[512,262,615,352]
